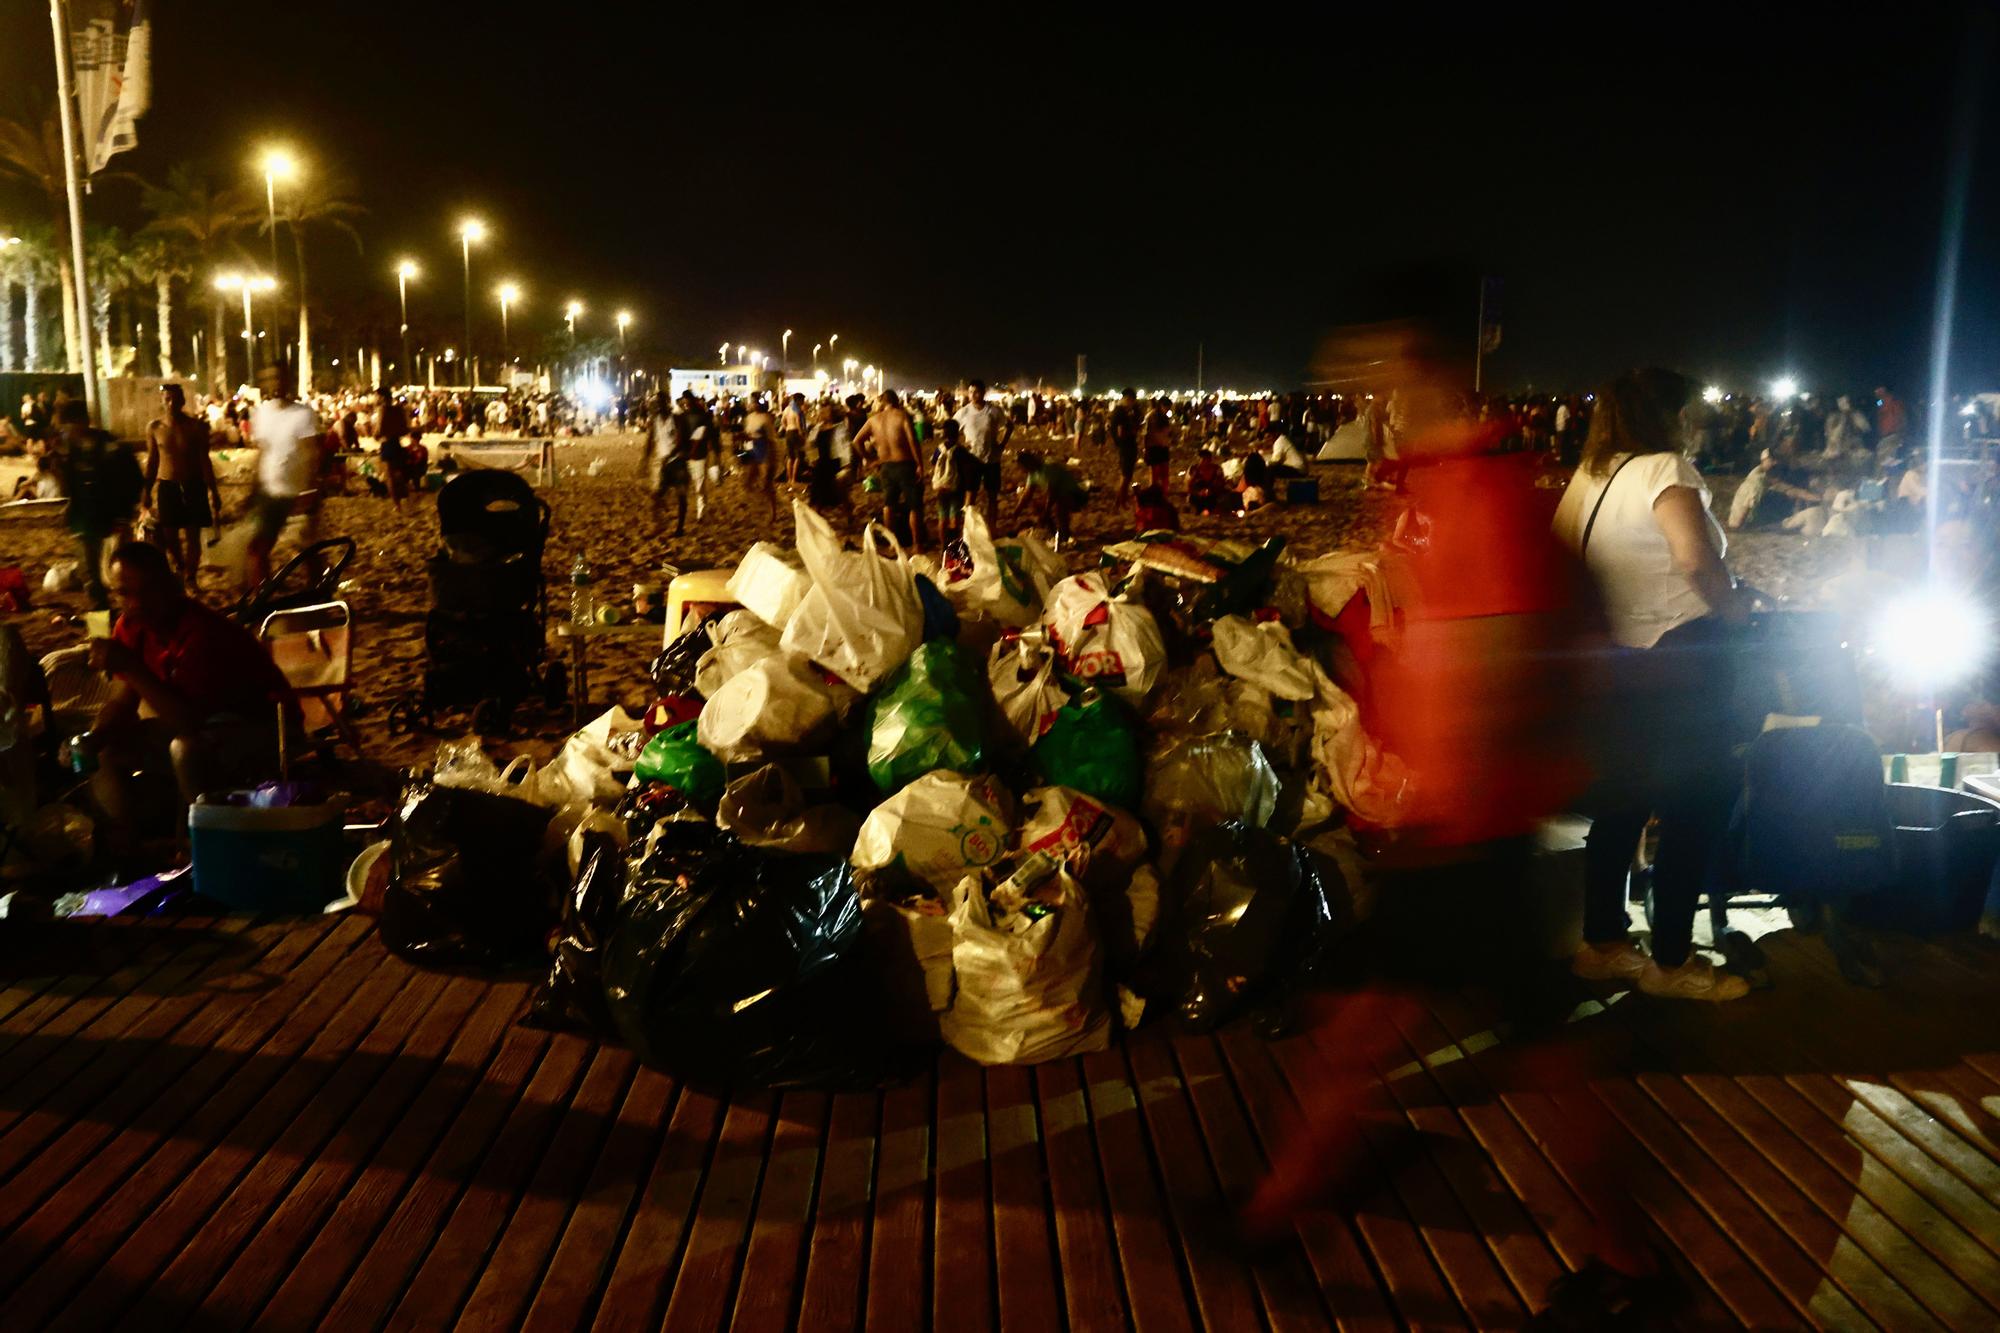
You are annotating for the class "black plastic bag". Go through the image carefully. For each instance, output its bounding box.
[381,779,556,968]
[523,832,626,1034]
[649,619,716,698]
[1144,820,1345,1031]
[602,822,908,1089]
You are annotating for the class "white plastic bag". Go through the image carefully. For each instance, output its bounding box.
[694,610,785,699]
[780,502,924,691]
[987,638,1068,748]
[940,855,1109,1065]
[551,707,649,805]
[1210,615,1316,701]
[1016,785,1147,881]
[956,509,1067,627]
[1308,663,1412,827]
[696,653,843,763]
[1041,572,1166,705]
[851,770,1013,894]
[725,541,812,632]
[866,896,957,1013]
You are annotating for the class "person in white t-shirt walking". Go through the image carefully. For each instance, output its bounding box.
[246,363,324,591]
[951,379,1012,528]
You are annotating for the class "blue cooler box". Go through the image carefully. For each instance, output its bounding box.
[190,793,350,913]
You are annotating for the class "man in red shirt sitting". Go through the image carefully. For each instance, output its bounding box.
[85,540,298,842]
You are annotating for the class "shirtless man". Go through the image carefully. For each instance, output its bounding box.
[852,389,928,551]
[143,384,221,592]
[737,395,780,520]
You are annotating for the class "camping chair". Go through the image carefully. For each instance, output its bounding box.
[40,645,114,739]
[259,600,361,755]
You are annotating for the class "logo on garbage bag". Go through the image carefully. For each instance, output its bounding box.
[1067,649,1127,686]
[958,825,1001,865]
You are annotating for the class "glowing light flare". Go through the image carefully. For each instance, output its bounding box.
[1873,584,1994,690]
[259,148,298,181]
[1770,376,1800,401]
[616,310,632,330]
[1702,385,1724,404]
[458,217,488,244]
[396,259,420,280]
[496,281,522,305]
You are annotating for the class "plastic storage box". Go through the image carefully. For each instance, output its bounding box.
[664,569,741,645]
[190,792,350,914]
[1848,784,2000,934]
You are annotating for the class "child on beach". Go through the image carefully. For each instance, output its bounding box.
[931,419,966,543]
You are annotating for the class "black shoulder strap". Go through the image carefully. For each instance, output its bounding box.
[1581,453,1641,555]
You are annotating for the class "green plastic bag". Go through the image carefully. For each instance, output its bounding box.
[866,641,987,794]
[633,721,724,806]
[1032,689,1142,810]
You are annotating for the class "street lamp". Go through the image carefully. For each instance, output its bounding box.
[842,357,858,383]
[214,272,276,385]
[828,334,839,357]
[497,281,521,368]
[258,147,296,281]
[616,309,632,351]
[782,328,792,372]
[718,342,729,365]
[457,216,487,385]
[736,344,747,364]
[395,260,419,384]
[564,300,584,337]
[811,342,822,370]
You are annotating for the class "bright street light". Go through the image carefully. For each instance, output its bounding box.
[213,272,276,383]
[718,342,729,365]
[257,147,297,351]
[565,300,584,337]
[394,260,420,380]
[811,342,823,370]
[458,217,487,386]
[736,344,747,363]
[1770,375,1800,401]
[782,328,793,371]
[1702,384,1724,404]
[497,280,521,364]
[616,309,632,354]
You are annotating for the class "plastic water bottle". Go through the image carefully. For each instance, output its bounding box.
[569,554,595,627]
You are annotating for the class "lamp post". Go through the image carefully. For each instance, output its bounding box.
[497,281,521,370]
[782,328,792,373]
[213,272,276,386]
[457,217,487,386]
[811,342,822,372]
[718,342,728,365]
[565,300,584,338]
[395,260,418,385]
[258,147,295,288]
[616,310,631,351]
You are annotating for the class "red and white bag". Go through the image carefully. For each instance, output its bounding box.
[1040,572,1166,705]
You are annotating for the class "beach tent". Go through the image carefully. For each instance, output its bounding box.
[1317,420,1368,462]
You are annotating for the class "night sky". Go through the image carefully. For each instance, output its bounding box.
[4,1,1998,395]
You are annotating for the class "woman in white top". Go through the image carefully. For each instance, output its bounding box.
[1552,368,1749,1002]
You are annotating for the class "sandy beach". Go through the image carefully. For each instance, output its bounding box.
[3,433,1836,780]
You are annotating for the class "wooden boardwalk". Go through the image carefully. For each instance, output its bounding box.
[1,914,1998,1329]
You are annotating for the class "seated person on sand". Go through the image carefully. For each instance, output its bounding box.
[1010,450,1085,543]
[1265,428,1309,478]
[11,454,62,501]
[1187,447,1234,514]
[1237,449,1273,512]
[82,541,299,848]
[1727,444,1819,530]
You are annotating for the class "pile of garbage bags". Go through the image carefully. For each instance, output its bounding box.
[381,501,1417,1087]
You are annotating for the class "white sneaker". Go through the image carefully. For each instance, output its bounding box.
[1637,958,1750,1002]
[1571,941,1651,982]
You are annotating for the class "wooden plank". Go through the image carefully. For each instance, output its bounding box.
[0,916,196,1078]
[1212,1030,1395,1332]
[793,1091,878,1333]
[985,1063,1064,1332]
[866,1073,932,1332]
[589,1084,727,1331]
[398,1040,632,1328]
[321,1027,576,1330]
[1638,1072,1942,1331]
[1681,1071,1989,1330]
[1078,1048,1197,1333]
[1588,1075,1876,1330]
[726,1091,829,1333]
[0,917,362,1320]
[1417,988,1746,1333]
[517,1066,680,1333]
[1740,1073,2000,1313]
[1033,1059,1126,1333]
[0,917,271,1224]
[0,917,247,1136]
[932,1053,994,1333]
[1126,1036,1267,1332]
[448,1043,640,1332]
[37,942,423,1330]
[658,1091,777,1333]
[1262,1030,1467,1331]
[253,985,540,1331]
[195,978,516,1332]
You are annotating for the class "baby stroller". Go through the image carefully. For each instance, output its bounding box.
[397,469,561,734]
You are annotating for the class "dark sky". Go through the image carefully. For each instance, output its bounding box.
[5,1,1999,393]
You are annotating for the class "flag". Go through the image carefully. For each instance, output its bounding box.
[70,0,151,174]
[1477,276,1504,355]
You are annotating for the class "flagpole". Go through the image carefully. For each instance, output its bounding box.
[49,0,100,422]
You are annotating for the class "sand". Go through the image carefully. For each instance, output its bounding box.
[3,433,1836,783]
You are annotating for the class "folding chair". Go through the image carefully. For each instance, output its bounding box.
[39,645,113,738]
[259,600,362,755]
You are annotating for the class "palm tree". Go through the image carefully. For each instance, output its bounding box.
[140,163,257,390]
[0,108,82,372]
[128,231,193,378]
[8,223,61,370]
[268,171,365,393]
[85,225,138,379]
[0,237,25,373]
